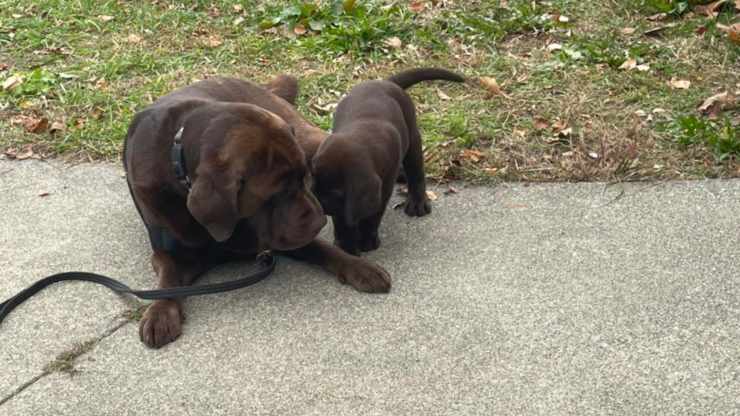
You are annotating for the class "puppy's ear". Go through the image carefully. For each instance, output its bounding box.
[187,171,239,242]
[344,174,382,226]
[264,74,299,105]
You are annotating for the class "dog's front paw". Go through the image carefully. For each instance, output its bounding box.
[139,300,183,349]
[404,196,431,217]
[336,256,391,293]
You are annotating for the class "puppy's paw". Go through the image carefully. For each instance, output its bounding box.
[358,233,380,252]
[337,256,391,293]
[404,196,431,217]
[139,300,183,349]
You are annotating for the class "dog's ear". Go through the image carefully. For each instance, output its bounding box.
[187,169,239,242]
[264,74,299,105]
[344,174,382,226]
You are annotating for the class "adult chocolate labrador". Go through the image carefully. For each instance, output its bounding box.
[124,75,390,349]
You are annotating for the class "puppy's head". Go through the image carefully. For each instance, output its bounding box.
[187,103,325,249]
[312,135,382,226]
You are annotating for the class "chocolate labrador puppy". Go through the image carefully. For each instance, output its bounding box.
[124,75,390,349]
[311,68,464,255]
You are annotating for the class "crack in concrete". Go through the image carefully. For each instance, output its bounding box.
[0,319,133,407]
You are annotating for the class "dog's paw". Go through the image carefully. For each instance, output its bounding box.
[358,233,380,252]
[404,196,431,217]
[139,300,183,349]
[337,256,391,293]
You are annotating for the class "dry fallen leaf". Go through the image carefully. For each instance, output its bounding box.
[636,63,650,72]
[717,23,740,44]
[669,78,691,89]
[98,15,114,22]
[444,186,458,195]
[534,117,550,130]
[588,151,599,160]
[206,35,223,47]
[409,0,425,13]
[26,117,49,133]
[436,89,451,100]
[233,4,243,13]
[552,119,568,133]
[461,149,484,163]
[546,43,563,51]
[127,34,142,43]
[384,36,402,49]
[619,58,637,70]
[621,27,636,35]
[479,76,509,98]
[15,144,35,160]
[50,121,65,134]
[694,0,727,17]
[0,63,8,71]
[426,191,438,201]
[38,192,50,197]
[647,12,667,21]
[698,91,737,118]
[293,24,307,36]
[2,75,22,90]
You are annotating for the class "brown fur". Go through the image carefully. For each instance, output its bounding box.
[312,68,464,255]
[124,75,390,349]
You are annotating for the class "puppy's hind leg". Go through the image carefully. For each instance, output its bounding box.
[402,125,431,217]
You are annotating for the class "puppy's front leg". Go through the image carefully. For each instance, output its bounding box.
[331,216,361,256]
[402,128,431,217]
[139,249,209,349]
[284,239,391,293]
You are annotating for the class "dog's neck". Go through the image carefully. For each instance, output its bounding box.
[170,126,192,191]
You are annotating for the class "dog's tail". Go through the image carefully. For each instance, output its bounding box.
[386,68,464,89]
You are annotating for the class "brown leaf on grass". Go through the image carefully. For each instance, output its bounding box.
[50,121,65,134]
[0,63,8,71]
[38,192,50,197]
[2,75,22,90]
[436,89,451,101]
[409,0,425,13]
[647,12,667,21]
[619,58,637,70]
[479,77,509,98]
[232,4,243,13]
[551,119,568,133]
[98,15,114,22]
[621,27,636,35]
[426,191,438,201]
[698,91,738,118]
[293,24,307,36]
[11,115,48,133]
[384,36,402,49]
[15,144,35,160]
[127,34,142,43]
[694,0,727,17]
[461,149,484,163]
[534,117,549,130]
[206,35,223,47]
[644,23,677,37]
[717,23,740,44]
[669,78,691,89]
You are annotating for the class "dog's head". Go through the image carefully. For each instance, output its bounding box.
[311,135,382,226]
[186,103,325,249]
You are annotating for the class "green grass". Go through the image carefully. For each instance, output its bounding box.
[1,0,739,181]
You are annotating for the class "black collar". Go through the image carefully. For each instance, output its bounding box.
[170,126,191,190]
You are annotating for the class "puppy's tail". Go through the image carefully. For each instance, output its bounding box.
[386,68,464,89]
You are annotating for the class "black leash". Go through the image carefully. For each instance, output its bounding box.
[0,252,276,326]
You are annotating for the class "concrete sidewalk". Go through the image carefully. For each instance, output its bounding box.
[1,159,738,415]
